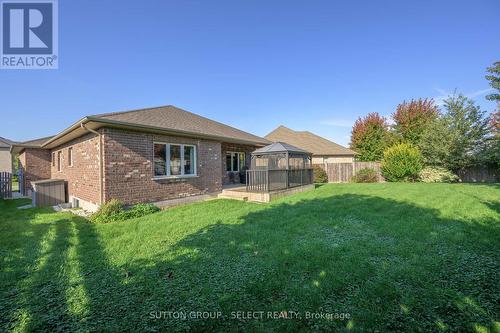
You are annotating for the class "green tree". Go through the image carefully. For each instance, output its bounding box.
[418,117,454,167]
[350,112,390,161]
[485,61,500,102]
[392,98,439,145]
[441,94,490,171]
[478,107,500,169]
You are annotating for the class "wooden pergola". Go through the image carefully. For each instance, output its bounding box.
[247,142,313,192]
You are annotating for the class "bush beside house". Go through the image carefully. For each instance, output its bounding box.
[91,199,160,223]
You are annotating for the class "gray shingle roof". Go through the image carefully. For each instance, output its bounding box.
[265,126,356,156]
[20,136,54,147]
[92,105,270,145]
[252,142,311,155]
[0,137,16,148]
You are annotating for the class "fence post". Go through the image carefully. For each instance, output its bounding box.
[0,172,12,199]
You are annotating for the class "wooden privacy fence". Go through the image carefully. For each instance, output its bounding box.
[0,172,12,199]
[317,161,383,183]
[354,162,383,182]
[458,166,499,183]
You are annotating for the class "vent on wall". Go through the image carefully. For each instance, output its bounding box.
[72,197,80,208]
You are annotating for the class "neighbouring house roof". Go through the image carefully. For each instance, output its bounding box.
[252,142,311,155]
[20,136,55,147]
[41,105,270,149]
[0,136,16,148]
[265,126,356,156]
[10,136,55,154]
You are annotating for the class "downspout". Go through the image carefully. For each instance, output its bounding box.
[81,123,104,205]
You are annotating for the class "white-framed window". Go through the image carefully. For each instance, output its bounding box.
[68,147,73,167]
[154,142,197,177]
[226,152,245,172]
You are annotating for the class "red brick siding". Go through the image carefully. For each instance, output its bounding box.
[50,132,101,205]
[18,148,51,196]
[221,142,256,184]
[102,128,222,205]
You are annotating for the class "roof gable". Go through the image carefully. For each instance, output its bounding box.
[265,126,356,156]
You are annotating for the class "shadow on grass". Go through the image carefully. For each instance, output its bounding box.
[1,193,499,332]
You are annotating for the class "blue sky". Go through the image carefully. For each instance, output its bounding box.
[1,0,499,146]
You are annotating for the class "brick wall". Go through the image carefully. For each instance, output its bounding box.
[18,148,51,196]
[102,128,223,205]
[19,127,260,206]
[221,142,256,184]
[50,132,101,206]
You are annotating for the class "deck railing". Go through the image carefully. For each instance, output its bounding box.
[246,168,313,193]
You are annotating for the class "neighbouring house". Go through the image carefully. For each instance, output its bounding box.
[0,136,16,173]
[11,105,270,211]
[11,136,55,195]
[265,126,356,164]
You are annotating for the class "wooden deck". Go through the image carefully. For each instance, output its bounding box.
[218,184,314,203]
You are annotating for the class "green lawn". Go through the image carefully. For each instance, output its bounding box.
[1,183,499,332]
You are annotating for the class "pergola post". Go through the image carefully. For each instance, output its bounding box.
[285,151,289,188]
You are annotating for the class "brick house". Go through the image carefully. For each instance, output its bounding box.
[0,137,15,173]
[11,106,269,211]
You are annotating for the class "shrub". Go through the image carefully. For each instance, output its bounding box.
[90,199,159,223]
[91,199,124,223]
[381,143,423,182]
[419,167,458,183]
[313,165,328,183]
[352,168,378,183]
[124,203,160,219]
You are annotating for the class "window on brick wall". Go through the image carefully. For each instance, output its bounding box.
[68,147,73,167]
[57,151,62,172]
[226,152,245,172]
[52,152,55,166]
[153,142,197,177]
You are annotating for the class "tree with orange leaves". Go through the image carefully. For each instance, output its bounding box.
[392,98,439,145]
[350,112,390,161]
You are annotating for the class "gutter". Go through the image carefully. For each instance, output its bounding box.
[81,123,104,205]
[42,117,90,148]
[42,116,270,149]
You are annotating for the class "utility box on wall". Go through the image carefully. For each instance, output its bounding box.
[31,179,67,207]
